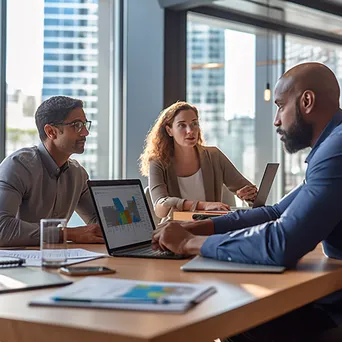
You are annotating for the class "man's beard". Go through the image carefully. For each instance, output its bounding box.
[276,99,313,154]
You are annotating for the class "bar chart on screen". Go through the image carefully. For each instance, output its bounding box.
[92,185,153,247]
[103,197,141,226]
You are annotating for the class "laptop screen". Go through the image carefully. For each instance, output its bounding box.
[90,183,154,250]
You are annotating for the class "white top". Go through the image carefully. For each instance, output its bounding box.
[177,168,206,201]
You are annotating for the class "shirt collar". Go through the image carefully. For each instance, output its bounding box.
[306,109,342,163]
[38,142,69,178]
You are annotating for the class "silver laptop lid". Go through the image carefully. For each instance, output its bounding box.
[181,256,285,273]
[88,179,156,254]
[252,163,279,208]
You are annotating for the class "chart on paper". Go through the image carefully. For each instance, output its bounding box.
[92,184,154,249]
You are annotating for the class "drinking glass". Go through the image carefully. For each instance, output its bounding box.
[40,218,67,267]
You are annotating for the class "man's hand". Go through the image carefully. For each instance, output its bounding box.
[160,219,215,236]
[236,185,258,201]
[152,222,207,255]
[66,224,104,244]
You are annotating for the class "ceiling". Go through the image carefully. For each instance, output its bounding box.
[159,0,342,44]
[212,0,342,35]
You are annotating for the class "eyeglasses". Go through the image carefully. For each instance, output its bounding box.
[54,120,92,133]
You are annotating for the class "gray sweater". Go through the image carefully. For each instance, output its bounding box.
[0,143,97,246]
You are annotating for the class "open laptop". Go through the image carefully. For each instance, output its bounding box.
[230,162,279,211]
[88,179,187,259]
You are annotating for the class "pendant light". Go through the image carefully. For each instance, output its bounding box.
[264,0,271,102]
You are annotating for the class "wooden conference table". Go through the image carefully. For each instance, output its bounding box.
[1,243,342,342]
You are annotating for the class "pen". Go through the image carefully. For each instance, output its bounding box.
[202,210,228,214]
[52,297,172,304]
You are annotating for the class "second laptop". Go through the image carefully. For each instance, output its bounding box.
[88,179,187,259]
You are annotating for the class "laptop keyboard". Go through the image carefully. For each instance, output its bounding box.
[132,246,171,256]
[113,245,186,259]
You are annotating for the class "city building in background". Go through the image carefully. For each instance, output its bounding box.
[6,0,99,177]
[43,0,99,177]
[5,0,100,226]
[6,85,40,155]
[187,20,255,183]
[187,17,342,197]
[187,22,229,151]
[5,0,342,201]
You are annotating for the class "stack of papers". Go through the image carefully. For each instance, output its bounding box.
[0,249,106,267]
[30,277,216,313]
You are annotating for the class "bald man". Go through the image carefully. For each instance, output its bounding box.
[152,63,342,340]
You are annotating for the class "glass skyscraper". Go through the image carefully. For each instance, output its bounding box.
[187,21,255,181]
[187,22,228,148]
[43,0,99,177]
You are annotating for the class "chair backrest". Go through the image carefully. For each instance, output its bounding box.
[221,184,236,207]
[144,186,160,226]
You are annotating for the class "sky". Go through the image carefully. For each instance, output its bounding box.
[224,29,255,120]
[6,0,44,95]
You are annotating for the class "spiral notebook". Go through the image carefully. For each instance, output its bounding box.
[0,257,24,268]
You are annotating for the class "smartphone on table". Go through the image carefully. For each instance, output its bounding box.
[192,213,222,220]
[59,266,116,276]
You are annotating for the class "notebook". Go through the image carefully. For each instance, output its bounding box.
[181,256,285,273]
[30,277,216,313]
[230,162,279,211]
[88,179,187,259]
[0,257,24,268]
[0,267,72,294]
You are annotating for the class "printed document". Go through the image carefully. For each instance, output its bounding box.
[30,277,216,313]
[0,249,106,266]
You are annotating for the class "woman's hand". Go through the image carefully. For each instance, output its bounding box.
[236,185,258,201]
[203,202,230,211]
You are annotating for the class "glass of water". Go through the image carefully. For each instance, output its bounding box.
[40,218,67,267]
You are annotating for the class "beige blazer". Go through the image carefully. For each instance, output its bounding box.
[148,146,253,218]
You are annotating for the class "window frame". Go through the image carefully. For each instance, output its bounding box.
[163,2,342,199]
[0,0,125,179]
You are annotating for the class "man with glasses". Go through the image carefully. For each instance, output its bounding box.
[0,96,104,246]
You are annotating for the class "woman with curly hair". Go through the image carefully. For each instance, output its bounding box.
[140,101,257,219]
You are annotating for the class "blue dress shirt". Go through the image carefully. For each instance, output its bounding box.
[201,109,342,267]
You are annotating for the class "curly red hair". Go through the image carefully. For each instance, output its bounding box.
[139,101,205,176]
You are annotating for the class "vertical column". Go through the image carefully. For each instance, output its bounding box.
[0,0,6,162]
[97,0,112,179]
[255,33,282,203]
[164,8,186,107]
[124,0,164,182]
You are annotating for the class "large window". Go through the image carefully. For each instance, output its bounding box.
[187,14,283,203]
[6,0,100,178]
[187,19,256,181]
[185,0,342,201]
[284,35,342,193]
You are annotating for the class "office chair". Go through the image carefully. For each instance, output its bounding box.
[144,186,160,226]
[310,327,342,342]
[221,184,237,207]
